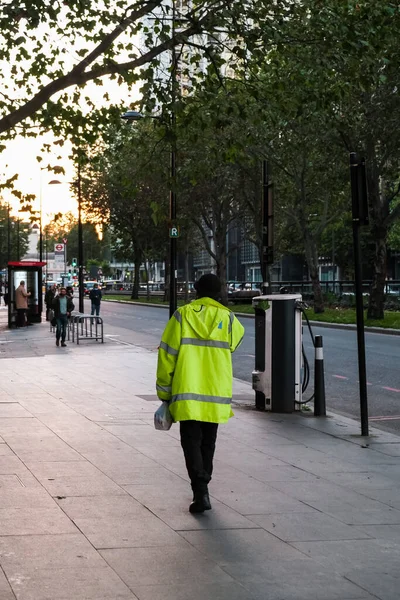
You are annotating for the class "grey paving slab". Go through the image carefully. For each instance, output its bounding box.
[368,442,400,457]
[320,470,400,490]
[28,459,107,479]
[356,524,400,543]
[0,534,107,571]
[55,493,154,520]
[346,569,400,600]
[70,514,187,549]
[7,567,137,600]
[0,403,33,417]
[180,528,309,567]
[132,582,257,600]
[99,545,234,587]
[268,479,397,513]
[37,473,127,497]
[0,506,77,535]
[247,512,371,542]
[124,481,260,530]
[0,488,56,509]
[0,566,16,600]
[291,538,400,574]
[244,578,377,600]
[210,481,315,515]
[322,506,400,526]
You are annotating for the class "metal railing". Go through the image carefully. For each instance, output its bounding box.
[69,313,104,345]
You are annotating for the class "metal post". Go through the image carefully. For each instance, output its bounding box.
[39,177,43,263]
[314,335,326,416]
[7,203,10,266]
[78,163,84,313]
[169,0,177,319]
[350,153,369,436]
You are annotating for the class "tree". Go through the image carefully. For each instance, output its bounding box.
[0,202,29,267]
[81,122,169,298]
[0,0,257,148]
[43,212,107,266]
[241,0,400,317]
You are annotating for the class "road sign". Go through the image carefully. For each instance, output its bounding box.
[54,243,64,252]
[169,226,180,238]
[63,238,68,244]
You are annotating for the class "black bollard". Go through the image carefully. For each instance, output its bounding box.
[314,335,326,416]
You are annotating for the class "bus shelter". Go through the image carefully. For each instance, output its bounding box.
[8,261,46,328]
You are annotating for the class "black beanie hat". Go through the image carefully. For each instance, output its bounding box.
[194,273,221,299]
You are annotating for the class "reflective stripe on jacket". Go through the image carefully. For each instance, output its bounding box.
[156,297,244,424]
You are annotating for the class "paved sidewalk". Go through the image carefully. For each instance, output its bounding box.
[0,321,399,599]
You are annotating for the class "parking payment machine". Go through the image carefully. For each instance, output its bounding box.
[252,294,302,412]
[8,261,46,328]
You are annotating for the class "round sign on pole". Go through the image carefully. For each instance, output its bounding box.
[55,244,64,251]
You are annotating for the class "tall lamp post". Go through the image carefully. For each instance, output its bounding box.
[121,110,177,318]
[77,164,84,313]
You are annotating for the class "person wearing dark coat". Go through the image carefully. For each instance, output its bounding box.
[44,284,56,321]
[89,284,102,318]
[52,287,74,347]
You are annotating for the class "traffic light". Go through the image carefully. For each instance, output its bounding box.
[71,257,77,267]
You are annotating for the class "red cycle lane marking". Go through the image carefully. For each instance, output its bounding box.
[382,386,400,393]
[333,375,349,380]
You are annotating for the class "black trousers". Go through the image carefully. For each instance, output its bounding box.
[180,420,218,494]
[16,309,26,327]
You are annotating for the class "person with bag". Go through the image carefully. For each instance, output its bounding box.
[52,287,74,347]
[156,273,244,514]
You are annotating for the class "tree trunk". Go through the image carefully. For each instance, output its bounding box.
[184,246,190,304]
[131,252,142,299]
[366,145,388,320]
[144,261,150,302]
[304,234,324,313]
[367,226,387,319]
[215,233,228,305]
[163,253,170,303]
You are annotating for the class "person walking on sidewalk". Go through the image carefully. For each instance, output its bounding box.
[53,287,74,347]
[44,284,56,321]
[156,273,244,514]
[15,281,31,327]
[89,283,102,319]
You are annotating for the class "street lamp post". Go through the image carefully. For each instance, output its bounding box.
[77,164,84,313]
[7,203,10,268]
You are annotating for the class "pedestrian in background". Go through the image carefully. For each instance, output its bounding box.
[15,280,31,327]
[89,283,102,320]
[52,287,74,347]
[156,273,244,513]
[44,284,57,321]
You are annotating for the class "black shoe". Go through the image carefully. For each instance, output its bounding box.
[61,342,67,347]
[189,492,212,513]
[56,339,59,347]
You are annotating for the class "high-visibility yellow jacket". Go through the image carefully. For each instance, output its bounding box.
[156,297,245,423]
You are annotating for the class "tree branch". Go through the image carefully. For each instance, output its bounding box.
[0,4,220,134]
